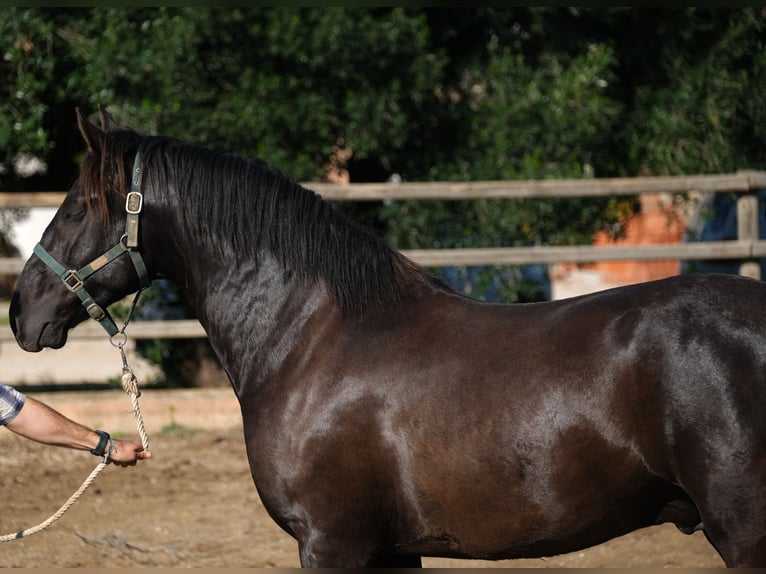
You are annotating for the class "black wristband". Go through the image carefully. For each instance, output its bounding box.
[91,430,111,457]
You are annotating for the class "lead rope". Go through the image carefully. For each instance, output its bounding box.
[113,289,149,453]
[0,290,148,542]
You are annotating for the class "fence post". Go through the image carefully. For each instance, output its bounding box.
[736,171,760,279]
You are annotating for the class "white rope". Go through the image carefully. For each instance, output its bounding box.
[122,370,149,452]
[0,348,149,542]
[0,461,108,542]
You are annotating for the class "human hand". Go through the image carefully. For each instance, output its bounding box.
[108,439,152,467]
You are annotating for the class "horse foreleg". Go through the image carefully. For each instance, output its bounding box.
[690,467,766,567]
[703,528,766,567]
[298,537,367,568]
[298,536,421,568]
[369,553,422,567]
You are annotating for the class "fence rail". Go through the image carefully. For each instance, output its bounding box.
[2,170,765,342]
[309,171,766,200]
[0,320,205,342]
[3,171,766,208]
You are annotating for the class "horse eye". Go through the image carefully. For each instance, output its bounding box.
[63,210,86,222]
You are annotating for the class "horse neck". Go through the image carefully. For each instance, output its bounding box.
[141,171,437,396]
[160,238,338,398]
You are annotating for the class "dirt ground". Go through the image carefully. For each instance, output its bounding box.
[0,389,726,568]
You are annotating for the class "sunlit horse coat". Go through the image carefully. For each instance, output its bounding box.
[10,107,766,567]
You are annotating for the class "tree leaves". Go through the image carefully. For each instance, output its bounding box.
[2,8,765,302]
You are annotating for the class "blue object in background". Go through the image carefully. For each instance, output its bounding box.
[684,190,766,275]
[440,264,551,303]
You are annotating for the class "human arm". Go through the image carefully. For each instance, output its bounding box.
[5,396,150,466]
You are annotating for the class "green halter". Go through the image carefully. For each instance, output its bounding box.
[33,151,150,337]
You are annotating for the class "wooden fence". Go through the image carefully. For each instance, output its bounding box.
[2,169,765,343]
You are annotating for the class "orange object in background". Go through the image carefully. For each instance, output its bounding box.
[589,193,687,285]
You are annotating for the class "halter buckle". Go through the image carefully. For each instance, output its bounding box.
[125,191,143,214]
[85,303,106,322]
[62,270,84,293]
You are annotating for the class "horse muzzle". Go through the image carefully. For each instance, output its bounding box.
[9,288,71,352]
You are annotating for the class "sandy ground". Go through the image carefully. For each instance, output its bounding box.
[0,388,726,569]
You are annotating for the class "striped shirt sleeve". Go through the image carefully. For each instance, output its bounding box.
[0,383,26,426]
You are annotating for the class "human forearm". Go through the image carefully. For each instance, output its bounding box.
[5,397,100,451]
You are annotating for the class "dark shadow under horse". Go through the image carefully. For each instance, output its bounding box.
[9,107,766,567]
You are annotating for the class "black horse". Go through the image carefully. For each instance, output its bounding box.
[9,107,766,567]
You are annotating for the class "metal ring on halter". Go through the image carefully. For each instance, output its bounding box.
[110,331,128,348]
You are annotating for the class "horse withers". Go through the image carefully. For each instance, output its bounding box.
[9,107,766,567]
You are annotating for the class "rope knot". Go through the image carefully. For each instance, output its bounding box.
[121,369,141,397]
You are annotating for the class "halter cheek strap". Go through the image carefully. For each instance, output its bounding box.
[32,151,150,337]
[125,151,143,248]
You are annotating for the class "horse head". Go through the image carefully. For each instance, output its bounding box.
[10,106,154,351]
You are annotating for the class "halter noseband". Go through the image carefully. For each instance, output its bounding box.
[32,151,150,337]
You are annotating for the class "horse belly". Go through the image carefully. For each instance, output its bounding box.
[394,415,666,560]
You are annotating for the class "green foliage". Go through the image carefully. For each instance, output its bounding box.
[374,30,633,300]
[464,43,620,180]
[160,421,198,438]
[4,8,765,185]
[626,8,766,175]
[380,37,632,251]
[53,7,445,181]
[0,8,55,169]
[3,7,766,374]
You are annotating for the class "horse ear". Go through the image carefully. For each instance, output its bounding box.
[76,107,104,154]
[98,105,118,131]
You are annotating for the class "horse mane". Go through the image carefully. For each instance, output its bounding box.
[80,129,139,224]
[80,129,437,314]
